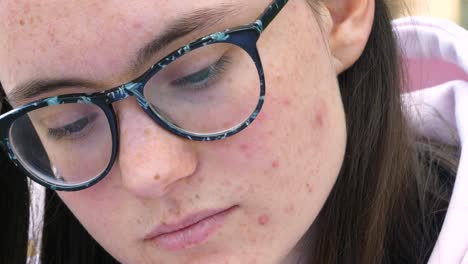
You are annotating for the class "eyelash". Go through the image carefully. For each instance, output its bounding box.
[170,55,231,90]
[47,112,98,141]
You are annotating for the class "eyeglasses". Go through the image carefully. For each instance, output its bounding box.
[0,0,289,191]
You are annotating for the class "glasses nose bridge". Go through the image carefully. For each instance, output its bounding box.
[106,82,151,109]
[105,81,166,130]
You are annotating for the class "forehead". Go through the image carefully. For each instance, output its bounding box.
[0,0,261,95]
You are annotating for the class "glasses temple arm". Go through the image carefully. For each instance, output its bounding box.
[255,0,289,32]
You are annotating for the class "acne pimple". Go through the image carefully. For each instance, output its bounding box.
[132,22,143,29]
[306,183,314,193]
[153,174,160,181]
[19,19,25,26]
[313,99,327,128]
[255,112,268,122]
[281,98,291,106]
[239,144,249,151]
[314,111,324,128]
[258,215,270,226]
[271,160,280,169]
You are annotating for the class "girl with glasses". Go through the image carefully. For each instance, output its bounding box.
[0,0,466,263]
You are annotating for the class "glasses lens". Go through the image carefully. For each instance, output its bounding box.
[9,103,112,186]
[144,43,261,134]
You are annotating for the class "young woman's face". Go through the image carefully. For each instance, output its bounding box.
[0,0,347,263]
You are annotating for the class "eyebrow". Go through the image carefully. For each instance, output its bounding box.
[7,4,240,105]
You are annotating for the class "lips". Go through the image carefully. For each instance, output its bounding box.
[144,206,237,251]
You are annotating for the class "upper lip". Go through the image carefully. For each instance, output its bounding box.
[144,206,236,240]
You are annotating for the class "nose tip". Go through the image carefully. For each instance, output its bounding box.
[116,100,199,199]
[121,144,198,198]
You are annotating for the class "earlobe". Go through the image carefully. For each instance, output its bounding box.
[324,0,375,74]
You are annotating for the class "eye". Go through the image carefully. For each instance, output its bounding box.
[170,56,231,90]
[47,112,98,141]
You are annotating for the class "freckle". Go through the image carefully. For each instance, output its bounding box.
[284,204,295,214]
[250,236,257,243]
[19,19,25,26]
[195,194,200,200]
[136,152,143,160]
[144,128,151,136]
[271,160,280,168]
[258,215,269,226]
[169,207,181,217]
[153,174,160,181]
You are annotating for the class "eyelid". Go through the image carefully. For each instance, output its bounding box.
[170,55,231,87]
[37,104,94,128]
[47,112,99,141]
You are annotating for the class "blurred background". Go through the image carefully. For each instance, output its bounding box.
[390,0,468,28]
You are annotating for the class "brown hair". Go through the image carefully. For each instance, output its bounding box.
[301,0,460,263]
[0,0,460,263]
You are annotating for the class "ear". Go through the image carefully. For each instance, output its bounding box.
[323,0,375,74]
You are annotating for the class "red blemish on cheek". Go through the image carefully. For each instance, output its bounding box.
[132,22,143,29]
[272,160,280,169]
[313,100,327,128]
[255,112,268,122]
[239,144,249,151]
[306,183,314,193]
[281,98,291,107]
[258,215,270,226]
[314,111,324,128]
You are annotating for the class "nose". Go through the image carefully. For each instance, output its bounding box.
[115,99,198,199]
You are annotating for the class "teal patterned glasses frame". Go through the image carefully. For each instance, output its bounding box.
[0,0,289,191]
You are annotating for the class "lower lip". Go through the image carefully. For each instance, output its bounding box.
[151,206,237,251]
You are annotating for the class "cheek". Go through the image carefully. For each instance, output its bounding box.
[207,90,332,190]
[56,168,126,229]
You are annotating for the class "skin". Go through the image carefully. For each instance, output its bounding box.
[0,0,374,263]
